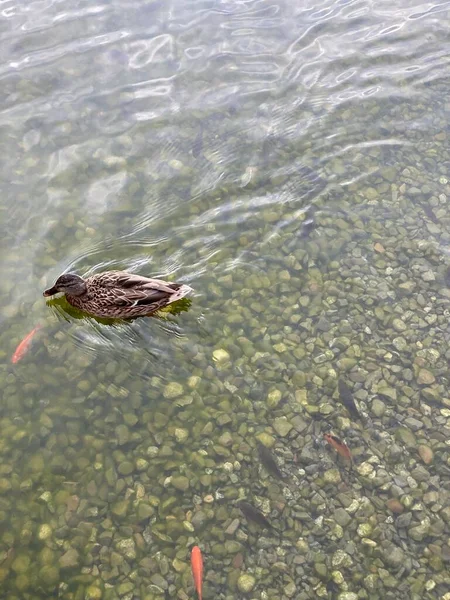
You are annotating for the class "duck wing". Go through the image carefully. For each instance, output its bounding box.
[87,272,183,308]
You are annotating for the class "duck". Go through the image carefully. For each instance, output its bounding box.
[43,271,192,319]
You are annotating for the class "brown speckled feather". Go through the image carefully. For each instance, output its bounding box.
[66,271,192,318]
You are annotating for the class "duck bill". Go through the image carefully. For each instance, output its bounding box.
[43,286,58,297]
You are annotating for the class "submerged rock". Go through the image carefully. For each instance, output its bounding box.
[237,573,256,593]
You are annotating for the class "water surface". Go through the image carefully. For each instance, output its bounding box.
[1,0,450,598]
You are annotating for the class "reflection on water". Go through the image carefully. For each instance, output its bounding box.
[1,0,450,597]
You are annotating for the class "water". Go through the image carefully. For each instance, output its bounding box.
[1,0,450,598]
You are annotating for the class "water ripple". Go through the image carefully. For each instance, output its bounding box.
[1,0,449,356]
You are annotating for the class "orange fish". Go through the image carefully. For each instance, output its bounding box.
[324,433,353,464]
[191,546,203,600]
[11,325,42,364]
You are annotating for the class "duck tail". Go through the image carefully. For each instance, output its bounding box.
[171,284,193,302]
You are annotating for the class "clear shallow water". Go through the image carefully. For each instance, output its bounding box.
[1,0,450,598]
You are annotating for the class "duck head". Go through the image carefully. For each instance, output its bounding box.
[43,273,87,297]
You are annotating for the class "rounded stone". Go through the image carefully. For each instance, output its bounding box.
[117,461,134,476]
[273,417,293,437]
[323,469,341,484]
[267,389,282,408]
[417,369,435,385]
[255,433,275,449]
[237,573,256,593]
[12,555,30,574]
[38,524,52,540]
[392,319,406,332]
[171,476,190,491]
[39,565,60,587]
[371,398,386,417]
[163,382,184,399]
[212,349,230,363]
[85,586,103,600]
[174,428,189,443]
[418,445,433,465]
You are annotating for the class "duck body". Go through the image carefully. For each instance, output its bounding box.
[44,271,192,319]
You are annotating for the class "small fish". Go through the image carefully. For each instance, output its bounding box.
[191,545,203,600]
[324,433,353,465]
[338,379,360,419]
[257,442,287,481]
[192,124,204,158]
[301,217,316,238]
[237,500,274,530]
[11,325,42,363]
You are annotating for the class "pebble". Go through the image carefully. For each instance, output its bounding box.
[115,424,129,446]
[395,427,417,448]
[256,432,275,448]
[118,461,134,476]
[381,542,405,567]
[137,503,155,520]
[212,349,230,364]
[116,538,136,559]
[85,586,103,600]
[392,318,407,332]
[422,270,435,282]
[324,469,341,484]
[392,337,407,352]
[377,385,397,401]
[417,369,435,385]
[386,499,404,514]
[418,444,433,464]
[237,573,256,593]
[12,555,30,574]
[59,549,79,569]
[225,519,240,536]
[112,500,129,517]
[371,398,386,417]
[332,550,353,568]
[171,476,190,491]
[273,417,293,437]
[267,389,282,408]
[163,382,184,398]
[174,428,189,443]
[38,524,52,540]
[334,508,352,527]
[284,581,297,597]
[409,520,431,541]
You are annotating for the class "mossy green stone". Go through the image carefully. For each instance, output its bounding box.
[12,554,30,574]
[255,432,275,448]
[273,417,293,437]
[117,582,134,595]
[39,547,55,566]
[117,461,134,475]
[324,469,341,484]
[267,389,282,408]
[137,503,155,520]
[39,565,60,587]
[174,428,189,443]
[237,573,256,593]
[0,478,11,492]
[15,574,30,591]
[85,585,103,599]
[29,454,45,472]
[111,500,129,517]
[115,424,129,445]
[171,476,190,491]
[59,549,80,569]
[163,382,183,398]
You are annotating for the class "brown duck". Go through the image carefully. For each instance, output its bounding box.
[43,271,192,319]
